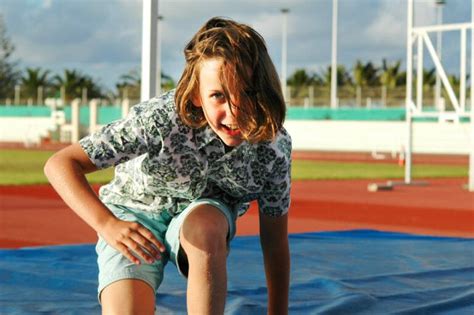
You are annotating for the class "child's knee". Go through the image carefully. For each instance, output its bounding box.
[180,205,228,255]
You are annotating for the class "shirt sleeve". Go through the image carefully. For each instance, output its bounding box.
[79,100,164,169]
[257,133,292,217]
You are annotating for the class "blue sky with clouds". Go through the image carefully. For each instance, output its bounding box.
[0,0,471,92]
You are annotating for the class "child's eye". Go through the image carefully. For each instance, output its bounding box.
[211,92,225,100]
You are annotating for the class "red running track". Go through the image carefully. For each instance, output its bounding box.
[1,177,473,249]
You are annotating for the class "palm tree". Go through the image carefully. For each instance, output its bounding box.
[116,69,175,99]
[116,69,141,100]
[352,60,379,87]
[380,59,401,88]
[287,69,318,97]
[53,69,103,102]
[21,67,51,100]
[321,65,352,86]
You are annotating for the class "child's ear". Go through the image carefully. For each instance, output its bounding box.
[192,95,202,107]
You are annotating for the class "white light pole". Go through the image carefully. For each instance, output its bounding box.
[141,0,158,101]
[434,0,445,110]
[470,0,474,191]
[405,0,414,184]
[281,8,289,102]
[156,15,163,97]
[330,0,338,109]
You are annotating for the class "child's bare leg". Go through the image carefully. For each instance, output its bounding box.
[100,279,155,315]
[180,205,229,315]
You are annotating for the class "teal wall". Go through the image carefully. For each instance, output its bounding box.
[0,105,470,124]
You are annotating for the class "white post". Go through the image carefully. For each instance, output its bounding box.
[89,99,98,134]
[356,86,361,107]
[82,87,88,105]
[309,85,314,107]
[281,8,289,102]
[14,85,20,105]
[71,98,80,143]
[330,0,338,109]
[405,0,414,184]
[382,86,387,107]
[469,0,474,191]
[141,0,158,101]
[122,98,130,118]
[366,97,372,109]
[60,86,66,106]
[156,15,163,96]
[37,86,43,105]
[416,35,424,111]
[460,28,467,112]
[434,1,444,109]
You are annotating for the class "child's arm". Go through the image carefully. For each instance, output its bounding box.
[259,212,290,315]
[44,143,165,264]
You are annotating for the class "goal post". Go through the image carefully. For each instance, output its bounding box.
[406,0,473,191]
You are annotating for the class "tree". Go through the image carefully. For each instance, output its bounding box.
[21,67,51,99]
[380,59,402,88]
[320,65,352,86]
[53,69,104,102]
[116,69,141,100]
[352,60,379,87]
[286,68,321,96]
[0,14,20,99]
[115,69,176,100]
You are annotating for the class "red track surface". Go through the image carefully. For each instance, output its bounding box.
[1,147,473,247]
[1,177,473,249]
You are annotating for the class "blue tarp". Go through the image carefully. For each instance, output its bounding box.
[1,230,473,314]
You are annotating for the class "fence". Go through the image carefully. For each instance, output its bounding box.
[286,85,471,110]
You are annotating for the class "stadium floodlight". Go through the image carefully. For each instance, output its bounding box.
[281,8,289,102]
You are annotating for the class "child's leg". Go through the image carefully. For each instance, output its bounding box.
[180,203,230,314]
[96,204,172,314]
[100,279,155,315]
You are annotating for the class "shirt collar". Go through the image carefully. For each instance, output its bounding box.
[196,125,254,157]
[196,125,221,150]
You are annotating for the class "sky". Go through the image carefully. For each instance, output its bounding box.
[0,0,471,93]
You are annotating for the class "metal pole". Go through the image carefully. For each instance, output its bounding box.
[281,8,289,102]
[460,28,466,112]
[140,0,158,101]
[89,99,98,134]
[469,0,474,191]
[434,1,444,110]
[156,15,163,96]
[416,35,424,111]
[71,98,80,143]
[330,0,338,109]
[405,0,414,184]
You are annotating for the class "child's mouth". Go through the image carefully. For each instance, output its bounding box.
[222,124,241,136]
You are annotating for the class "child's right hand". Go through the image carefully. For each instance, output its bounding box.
[98,218,166,265]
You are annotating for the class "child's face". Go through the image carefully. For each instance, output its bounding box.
[193,58,244,147]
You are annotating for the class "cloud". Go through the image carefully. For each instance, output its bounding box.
[0,0,470,91]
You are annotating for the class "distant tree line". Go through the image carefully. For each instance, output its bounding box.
[0,14,463,107]
[0,14,175,104]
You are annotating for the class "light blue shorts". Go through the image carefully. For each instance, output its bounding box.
[96,199,236,301]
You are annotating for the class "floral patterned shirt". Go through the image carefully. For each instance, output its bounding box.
[79,90,291,218]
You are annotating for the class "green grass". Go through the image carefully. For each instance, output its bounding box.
[0,149,468,185]
[0,149,114,185]
[292,160,467,180]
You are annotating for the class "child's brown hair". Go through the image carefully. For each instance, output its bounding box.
[175,17,285,143]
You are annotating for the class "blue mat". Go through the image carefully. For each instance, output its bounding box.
[1,230,473,314]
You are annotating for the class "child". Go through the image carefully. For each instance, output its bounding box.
[44,17,291,315]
